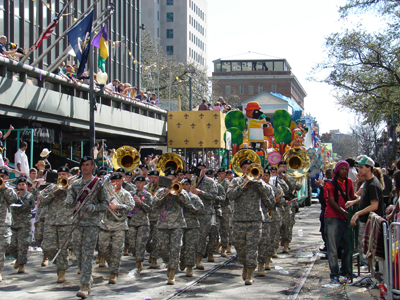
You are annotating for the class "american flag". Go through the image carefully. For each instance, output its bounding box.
[29,5,67,51]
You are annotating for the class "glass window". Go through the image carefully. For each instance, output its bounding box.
[189,15,191,24]
[264,61,273,71]
[166,12,173,22]
[258,85,263,93]
[157,27,159,37]
[166,46,173,55]
[248,85,254,94]
[274,61,284,71]
[158,11,159,21]
[215,63,221,72]
[232,62,241,71]
[242,62,252,71]
[271,84,277,93]
[167,0,173,5]
[239,85,244,94]
[166,29,173,38]
[226,85,231,95]
[221,62,231,72]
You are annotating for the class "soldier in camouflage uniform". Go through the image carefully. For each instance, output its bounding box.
[146,170,161,268]
[217,168,232,257]
[40,167,75,283]
[227,159,273,285]
[180,178,204,277]
[277,161,301,253]
[153,168,190,285]
[98,173,135,284]
[127,175,152,274]
[121,170,136,256]
[0,170,18,282]
[191,163,218,270]
[205,169,225,262]
[9,177,35,274]
[65,156,109,299]
[258,169,285,275]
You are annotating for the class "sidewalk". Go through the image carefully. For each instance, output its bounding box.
[346,283,380,300]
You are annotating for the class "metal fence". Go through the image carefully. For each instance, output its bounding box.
[386,222,400,300]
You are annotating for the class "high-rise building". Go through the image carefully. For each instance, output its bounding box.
[141,0,207,66]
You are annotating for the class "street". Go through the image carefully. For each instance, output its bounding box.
[1,200,351,300]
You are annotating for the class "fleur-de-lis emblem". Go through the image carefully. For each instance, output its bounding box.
[184,114,189,119]
[199,113,204,119]
[191,123,196,129]
[184,139,189,145]
[177,123,181,128]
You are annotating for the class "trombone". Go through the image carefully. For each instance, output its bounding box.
[154,179,184,201]
[39,175,78,199]
[241,163,264,189]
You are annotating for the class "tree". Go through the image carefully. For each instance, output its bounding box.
[140,30,209,110]
[331,133,359,160]
[310,1,400,122]
[350,119,383,161]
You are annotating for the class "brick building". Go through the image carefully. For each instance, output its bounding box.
[211,53,307,109]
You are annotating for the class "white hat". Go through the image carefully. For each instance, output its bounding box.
[40,148,51,157]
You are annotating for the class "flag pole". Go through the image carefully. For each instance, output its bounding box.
[46,7,113,73]
[22,0,101,66]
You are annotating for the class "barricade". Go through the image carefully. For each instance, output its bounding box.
[385,222,400,300]
[348,204,360,283]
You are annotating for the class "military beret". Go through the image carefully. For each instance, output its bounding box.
[80,156,94,166]
[264,168,271,175]
[176,169,184,174]
[277,161,287,166]
[98,166,108,171]
[217,167,225,174]
[97,170,107,176]
[0,168,9,176]
[115,168,125,173]
[135,175,146,182]
[182,177,192,184]
[110,173,123,180]
[270,166,278,171]
[139,164,148,169]
[225,170,233,174]
[148,170,160,176]
[197,162,206,168]
[125,171,133,176]
[16,177,27,185]
[240,159,253,168]
[164,167,176,177]
[205,169,214,175]
[57,166,70,173]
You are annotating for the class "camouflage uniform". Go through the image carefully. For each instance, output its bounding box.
[207,182,226,255]
[219,179,232,249]
[270,179,287,252]
[65,176,108,285]
[257,183,275,263]
[146,183,161,259]
[99,187,134,274]
[194,176,218,257]
[153,190,190,270]
[122,181,136,251]
[288,175,301,243]
[0,186,18,269]
[127,189,152,262]
[182,193,204,267]
[279,174,301,244]
[9,191,35,265]
[32,188,47,245]
[40,188,73,271]
[227,176,273,268]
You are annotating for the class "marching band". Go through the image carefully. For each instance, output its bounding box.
[0,146,302,298]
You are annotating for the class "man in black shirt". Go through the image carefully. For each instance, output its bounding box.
[382,168,393,208]
[346,155,383,275]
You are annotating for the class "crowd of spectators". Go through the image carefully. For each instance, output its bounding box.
[198,96,233,113]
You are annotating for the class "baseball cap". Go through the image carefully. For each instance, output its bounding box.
[355,155,375,167]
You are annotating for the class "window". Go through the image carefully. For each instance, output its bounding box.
[239,85,244,94]
[166,29,173,38]
[157,27,159,38]
[248,85,254,94]
[232,62,241,71]
[242,62,252,71]
[189,15,191,24]
[157,11,159,21]
[225,85,231,95]
[166,46,174,55]
[166,12,173,22]
[167,0,173,5]
[274,61,284,71]
[222,61,231,72]
[258,85,263,93]
[271,84,277,93]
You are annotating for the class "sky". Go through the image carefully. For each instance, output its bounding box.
[206,0,359,134]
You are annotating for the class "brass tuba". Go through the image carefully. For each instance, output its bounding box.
[230,149,261,176]
[156,152,184,176]
[282,148,310,178]
[112,146,140,172]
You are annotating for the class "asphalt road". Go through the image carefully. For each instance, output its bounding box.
[1,200,348,300]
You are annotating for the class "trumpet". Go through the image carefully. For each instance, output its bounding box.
[154,179,184,201]
[40,175,78,199]
[241,163,264,189]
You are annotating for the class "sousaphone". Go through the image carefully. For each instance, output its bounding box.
[282,148,310,178]
[156,152,184,176]
[230,149,261,176]
[112,146,140,172]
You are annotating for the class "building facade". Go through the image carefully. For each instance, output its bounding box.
[0,0,141,85]
[211,54,307,109]
[141,0,207,66]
